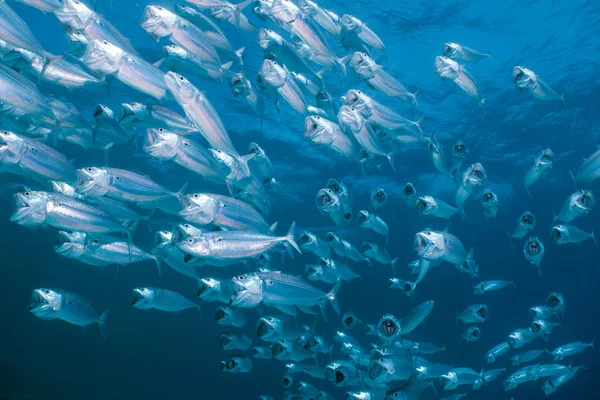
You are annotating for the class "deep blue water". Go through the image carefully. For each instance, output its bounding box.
[0,0,599,399]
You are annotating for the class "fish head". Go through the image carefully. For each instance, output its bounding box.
[440,371,458,390]
[482,189,497,204]
[466,326,481,340]
[546,292,565,314]
[298,230,316,247]
[253,0,274,21]
[54,0,94,30]
[247,142,266,159]
[507,330,524,348]
[303,115,331,143]
[219,333,234,349]
[550,224,569,243]
[256,316,280,339]
[315,188,340,214]
[180,193,217,225]
[221,356,243,372]
[93,104,114,120]
[434,56,459,79]
[214,306,232,324]
[360,241,376,256]
[174,4,197,19]
[258,59,287,88]
[572,189,595,214]
[452,139,468,158]
[512,66,537,89]
[119,102,147,125]
[141,5,177,40]
[316,88,333,107]
[304,263,324,281]
[1,48,37,71]
[153,230,174,251]
[143,128,180,161]
[258,28,283,49]
[65,30,89,58]
[402,182,416,199]
[174,223,203,240]
[377,314,401,340]
[519,211,536,228]
[357,210,370,225]
[530,319,548,334]
[29,288,62,319]
[0,130,25,155]
[131,287,154,308]
[413,230,445,259]
[474,304,489,321]
[341,14,362,32]
[367,357,393,382]
[54,231,86,258]
[229,73,251,97]
[371,189,387,207]
[504,375,520,391]
[535,148,555,171]
[209,148,235,171]
[163,44,188,61]
[197,277,222,299]
[465,163,487,186]
[427,136,442,155]
[349,52,368,68]
[82,40,123,75]
[323,231,339,245]
[281,374,293,388]
[442,42,461,59]
[178,235,210,256]
[524,237,544,261]
[542,380,557,396]
[255,252,271,268]
[416,195,437,215]
[342,312,358,329]
[298,0,318,16]
[325,362,349,386]
[164,72,197,106]
[272,340,293,359]
[76,167,109,197]
[529,305,549,319]
[11,191,48,226]
[326,178,348,197]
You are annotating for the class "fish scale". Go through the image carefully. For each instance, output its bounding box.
[106,168,174,201]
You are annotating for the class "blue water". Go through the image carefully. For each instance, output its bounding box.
[0,0,599,399]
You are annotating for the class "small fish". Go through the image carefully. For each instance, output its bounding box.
[443,42,491,63]
[435,56,485,104]
[341,311,362,330]
[360,241,397,268]
[281,374,293,388]
[220,356,253,373]
[357,210,389,245]
[230,73,264,117]
[512,66,564,102]
[315,188,346,226]
[507,328,537,349]
[132,287,200,315]
[511,349,548,366]
[427,135,450,176]
[258,59,308,115]
[416,195,459,220]
[485,341,511,364]
[450,139,468,176]
[304,114,360,161]
[551,341,595,361]
[531,319,561,340]
[29,288,108,338]
[370,188,387,210]
[297,231,331,258]
[326,179,353,218]
[546,292,566,316]
[252,346,273,359]
[455,163,487,218]
[462,326,481,342]
[481,189,499,219]
[402,182,418,206]
[574,146,600,184]
[402,300,434,334]
[119,102,198,134]
[457,304,489,325]
[474,280,515,295]
[220,332,252,351]
[389,278,416,297]
[441,368,481,390]
[325,360,361,387]
[339,14,385,54]
[523,237,545,276]
[376,314,402,342]
[554,190,595,223]
[524,148,555,198]
[473,368,505,390]
[215,306,247,328]
[551,224,596,245]
[542,365,584,395]
[256,315,308,342]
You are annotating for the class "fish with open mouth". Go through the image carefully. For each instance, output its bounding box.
[554,190,595,223]
[523,236,545,275]
[524,148,555,198]
[512,66,564,102]
[443,42,491,63]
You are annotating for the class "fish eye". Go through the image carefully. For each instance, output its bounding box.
[45,290,50,294]
[68,230,72,233]
[187,238,193,243]
[103,40,108,45]
[239,276,244,280]
[93,239,98,243]
[25,192,30,196]
[179,76,184,81]
[87,167,92,171]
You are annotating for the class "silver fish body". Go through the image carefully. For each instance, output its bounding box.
[132,287,199,314]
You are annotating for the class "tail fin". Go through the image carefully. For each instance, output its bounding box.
[590,340,596,351]
[152,255,162,276]
[98,309,109,340]
[284,221,301,254]
[390,257,398,275]
[506,230,514,249]
[235,47,245,65]
[325,280,341,316]
[336,54,353,76]
[221,61,234,81]
[387,152,396,172]
[591,230,598,247]
[175,182,188,201]
[525,185,533,199]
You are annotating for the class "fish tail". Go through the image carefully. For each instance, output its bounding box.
[591,230,598,247]
[386,152,396,172]
[525,185,533,199]
[175,182,189,201]
[235,47,245,65]
[506,231,514,249]
[98,308,109,340]
[590,340,596,351]
[390,257,398,275]
[284,221,301,254]
[326,280,342,316]
[153,255,162,276]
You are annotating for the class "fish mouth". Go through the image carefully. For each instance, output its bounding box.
[512,67,525,82]
[472,169,485,180]
[343,315,355,328]
[327,180,341,193]
[403,282,414,294]
[272,342,286,357]
[442,43,453,56]
[196,282,209,297]
[526,240,541,256]
[368,362,387,380]
[476,305,489,319]
[303,116,320,137]
[416,198,429,212]
[546,293,562,309]
[403,184,414,196]
[413,233,431,255]
[334,370,346,384]
[357,211,367,223]
[577,191,595,211]
[219,335,232,348]
[521,213,535,225]
[214,308,227,321]
[281,376,292,387]
[304,265,319,280]
[298,232,310,245]
[360,241,374,253]
[256,319,272,338]
[131,291,144,306]
[454,144,465,154]
[324,233,335,243]
[551,226,563,241]
[531,321,542,333]
[380,318,398,337]
[540,150,555,164]
[471,328,481,339]
[483,192,494,202]
[375,190,386,202]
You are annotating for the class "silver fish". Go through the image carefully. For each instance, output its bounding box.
[258,59,308,115]
[507,328,537,349]
[524,148,555,198]
[0,0,45,55]
[155,43,232,83]
[151,230,202,280]
[435,56,484,105]
[119,102,198,134]
[524,236,545,275]
[370,189,387,210]
[554,189,595,223]
[29,288,108,338]
[511,349,547,366]
[416,195,459,220]
[220,332,252,351]
[220,355,253,373]
[462,326,481,342]
[427,135,450,176]
[551,224,596,245]
[298,231,331,258]
[474,280,515,295]
[402,300,435,334]
[132,287,200,315]
[14,0,61,12]
[164,71,237,155]
[551,341,595,361]
[298,0,340,38]
[357,210,389,245]
[443,42,491,63]
[230,73,264,117]
[512,66,564,102]
[303,115,359,161]
[485,341,511,364]
[340,14,385,54]
[481,189,499,219]
[457,303,489,325]
[574,146,600,184]
[209,0,257,32]
[508,211,536,241]
[455,162,486,218]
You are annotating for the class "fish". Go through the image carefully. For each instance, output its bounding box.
[531,319,561,340]
[511,349,548,366]
[574,146,600,183]
[297,231,331,258]
[360,241,397,268]
[435,56,485,105]
[507,328,537,349]
[325,360,361,387]
[443,42,491,63]
[414,229,469,266]
[376,313,402,342]
[523,236,545,275]
[258,59,308,115]
[416,195,459,220]
[508,210,536,242]
[315,188,346,226]
[215,306,247,328]
[389,278,416,297]
[450,139,468,176]
[474,280,516,295]
[457,304,489,325]
[551,341,595,361]
[340,14,385,54]
[155,44,232,83]
[427,135,450,176]
[230,73,265,117]
[481,189,499,219]
[252,346,273,360]
[220,332,252,351]
[350,52,417,105]
[401,300,435,334]
[542,366,584,395]
[132,287,200,315]
[304,115,360,161]
[370,189,387,210]
[82,39,169,100]
[368,348,414,383]
[546,292,566,316]
[551,224,596,245]
[462,326,481,342]
[164,71,238,155]
[485,341,511,364]
[357,210,389,245]
[473,368,505,390]
[0,0,45,55]
[512,66,564,102]
[440,368,481,390]
[208,0,257,32]
[197,277,237,304]
[29,288,108,338]
[326,179,353,218]
[298,0,340,38]
[402,182,418,206]
[256,315,308,342]
[220,356,253,373]
[554,190,595,223]
[341,311,362,330]
[524,148,555,198]
[304,257,360,284]
[455,163,487,218]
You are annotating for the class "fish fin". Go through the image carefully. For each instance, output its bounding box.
[506,230,514,249]
[591,230,598,247]
[284,221,301,254]
[326,280,342,316]
[467,248,475,260]
[269,222,278,233]
[386,152,396,172]
[511,281,517,288]
[590,340,596,351]
[220,61,234,82]
[525,185,533,199]
[98,309,109,340]
[236,0,254,11]
[153,58,164,68]
[235,47,245,65]
[175,182,188,200]
[153,255,162,276]
[390,257,398,275]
